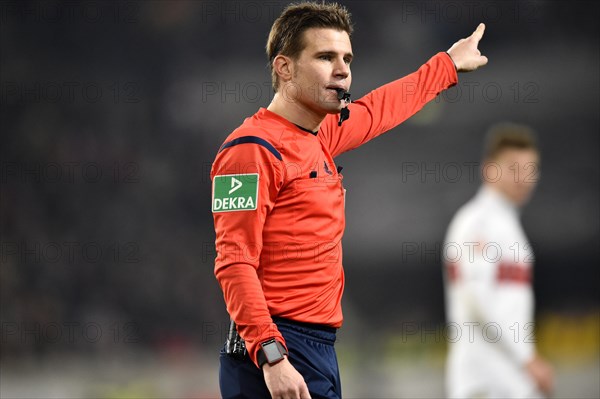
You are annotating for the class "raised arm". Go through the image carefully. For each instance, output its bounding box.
[320,24,488,158]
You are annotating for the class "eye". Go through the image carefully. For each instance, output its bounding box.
[344,58,351,65]
[319,54,332,61]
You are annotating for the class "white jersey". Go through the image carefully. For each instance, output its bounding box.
[443,186,543,398]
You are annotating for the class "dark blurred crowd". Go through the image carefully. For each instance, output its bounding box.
[1,1,598,358]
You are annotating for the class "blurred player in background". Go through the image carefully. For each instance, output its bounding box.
[212,2,488,398]
[443,123,554,398]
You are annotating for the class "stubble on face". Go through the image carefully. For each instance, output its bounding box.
[289,28,353,116]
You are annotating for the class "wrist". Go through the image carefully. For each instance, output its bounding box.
[257,338,288,369]
[262,354,288,371]
[445,51,458,71]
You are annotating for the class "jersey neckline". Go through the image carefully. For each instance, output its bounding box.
[258,108,319,136]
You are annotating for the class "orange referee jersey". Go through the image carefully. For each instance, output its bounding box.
[211,52,457,365]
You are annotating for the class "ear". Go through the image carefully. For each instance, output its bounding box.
[273,54,294,84]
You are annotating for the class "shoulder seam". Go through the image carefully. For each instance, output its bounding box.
[219,135,282,161]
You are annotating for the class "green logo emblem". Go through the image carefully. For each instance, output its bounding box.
[212,173,259,212]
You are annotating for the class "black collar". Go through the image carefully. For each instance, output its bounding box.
[294,124,318,136]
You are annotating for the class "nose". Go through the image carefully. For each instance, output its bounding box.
[334,57,350,79]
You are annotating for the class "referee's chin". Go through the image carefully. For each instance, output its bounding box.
[321,102,344,115]
[313,95,343,113]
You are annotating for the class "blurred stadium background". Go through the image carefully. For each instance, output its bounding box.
[1,0,598,397]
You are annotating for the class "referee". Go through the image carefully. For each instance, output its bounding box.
[211,2,488,398]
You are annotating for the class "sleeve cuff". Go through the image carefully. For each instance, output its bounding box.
[441,51,459,86]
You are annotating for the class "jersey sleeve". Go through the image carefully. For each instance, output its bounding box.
[454,220,536,365]
[320,52,458,158]
[211,133,287,367]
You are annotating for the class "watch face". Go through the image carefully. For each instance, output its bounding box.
[263,342,284,362]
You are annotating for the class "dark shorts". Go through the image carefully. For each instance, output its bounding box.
[219,318,341,399]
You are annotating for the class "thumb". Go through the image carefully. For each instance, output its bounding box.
[479,55,489,66]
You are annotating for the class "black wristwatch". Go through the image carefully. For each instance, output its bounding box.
[257,338,288,368]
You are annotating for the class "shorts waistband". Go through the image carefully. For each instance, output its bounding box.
[272,316,337,334]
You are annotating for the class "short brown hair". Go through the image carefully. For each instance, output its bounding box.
[483,122,539,161]
[266,2,353,92]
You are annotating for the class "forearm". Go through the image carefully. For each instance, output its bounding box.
[216,262,285,366]
[324,52,457,157]
[354,52,457,131]
[469,282,536,365]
